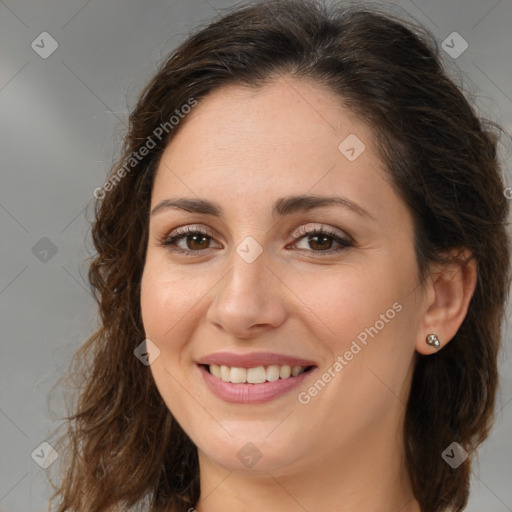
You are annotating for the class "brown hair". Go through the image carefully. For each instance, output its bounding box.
[48,1,511,511]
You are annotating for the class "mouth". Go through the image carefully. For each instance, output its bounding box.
[200,363,316,384]
[197,363,317,404]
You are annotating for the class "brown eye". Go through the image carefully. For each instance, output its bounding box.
[306,233,336,251]
[160,227,220,254]
[185,234,210,250]
[291,226,353,254]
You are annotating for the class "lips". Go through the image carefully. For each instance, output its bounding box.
[196,351,317,368]
[195,351,318,404]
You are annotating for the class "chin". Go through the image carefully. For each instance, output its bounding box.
[194,427,306,474]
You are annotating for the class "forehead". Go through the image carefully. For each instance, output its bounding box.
[151,77,399,224]
[161,77,367,167]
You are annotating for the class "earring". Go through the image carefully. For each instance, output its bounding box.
[426,334,441,349]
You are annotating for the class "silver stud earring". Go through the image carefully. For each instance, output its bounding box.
[426,334,440,349]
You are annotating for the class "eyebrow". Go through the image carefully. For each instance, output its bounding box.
[151,194,375,220]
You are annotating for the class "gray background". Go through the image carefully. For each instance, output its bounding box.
[1,0,511,510]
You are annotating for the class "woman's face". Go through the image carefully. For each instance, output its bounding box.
[140,77,427,476]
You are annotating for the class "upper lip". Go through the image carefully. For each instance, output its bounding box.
[196,351,317,368]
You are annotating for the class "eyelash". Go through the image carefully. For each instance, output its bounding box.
[159,224,353,256]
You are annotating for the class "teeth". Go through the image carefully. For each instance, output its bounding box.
[280,365,291,378]
[266,365,280,382]
[247,366,266,384]
[210,364,221,378]
[229,367,247,383]
[208,364,309,383]
[291,366,302,377]
[220,365,230,381]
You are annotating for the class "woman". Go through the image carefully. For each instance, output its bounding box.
[48,1,511,511]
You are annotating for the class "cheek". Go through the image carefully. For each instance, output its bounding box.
[140,261,201,346]
[140,268,171,341]
[140,263,204,412]
[295,260,406,345]
[304,255,418,395]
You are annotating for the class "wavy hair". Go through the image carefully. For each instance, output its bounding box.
[48,1,511,511]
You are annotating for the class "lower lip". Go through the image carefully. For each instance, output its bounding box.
[198,364,315,404]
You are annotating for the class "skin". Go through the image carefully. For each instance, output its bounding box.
[140,76,476,512]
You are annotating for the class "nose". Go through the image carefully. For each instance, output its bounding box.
[206,247,288,339]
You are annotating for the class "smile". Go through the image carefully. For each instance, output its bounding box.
[206,363,311,383]
[198,363,316,404]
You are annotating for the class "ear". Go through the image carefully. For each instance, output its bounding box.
[416,248,477,355]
